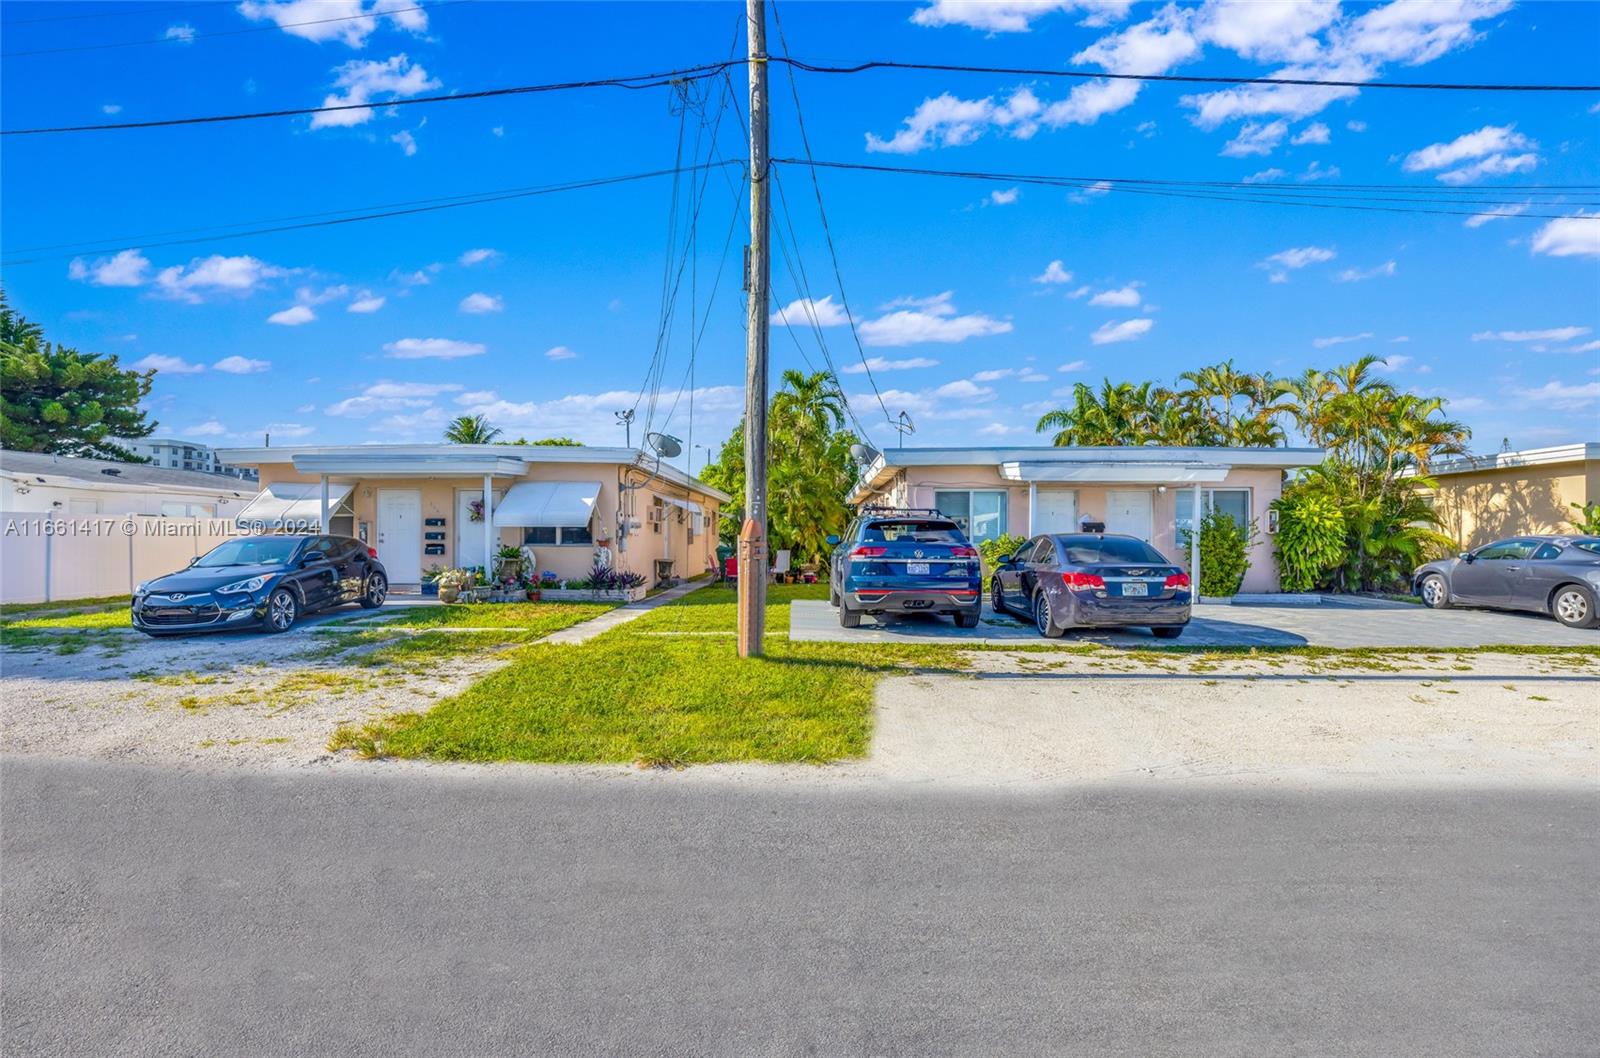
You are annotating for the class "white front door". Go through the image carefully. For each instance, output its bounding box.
[1032,489,1078,534]
[1106,490,1153,541]
[376,489,422,583]
[456,490,490,571]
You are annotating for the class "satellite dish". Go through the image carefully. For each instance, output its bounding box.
[646,432,683,459]
[848,443,881,465]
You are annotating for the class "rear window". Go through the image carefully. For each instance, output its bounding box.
[861,520,964,544]
[1059,536,1167,564]
[1573,540,1600,555]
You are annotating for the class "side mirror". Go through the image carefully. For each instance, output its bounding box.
[301,551,326,566]
[188,556,199,566]
[1459,552,1474,562]
[825,534,841,547]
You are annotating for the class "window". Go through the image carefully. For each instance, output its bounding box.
[932,490,1008,543]
[1475,539,1537,560]
[1059,535,1168,565]
[1533,542,1564,560]
[1175,488,1251,532]
[522,526,592,546]
[1029,538,1054,563]
[862,519,964,544]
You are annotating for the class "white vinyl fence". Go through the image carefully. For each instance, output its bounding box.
[1,515,245,604]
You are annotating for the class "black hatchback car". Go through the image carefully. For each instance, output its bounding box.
[991,533,1192,639]
[132,534,388,636]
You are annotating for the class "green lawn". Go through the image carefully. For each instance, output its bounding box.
[330,584,962,765]
[3,609,131,630]
[0,595,130,619]
[336,601,617,630]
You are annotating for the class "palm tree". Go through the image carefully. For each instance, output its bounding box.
[1036,380,1159,446]
[443,414,502,444]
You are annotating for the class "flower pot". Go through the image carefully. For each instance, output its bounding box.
[438,587,460,604]
[525,590,540,601]
[421,582,439,597]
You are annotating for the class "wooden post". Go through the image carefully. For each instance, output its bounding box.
[738,0,769,659]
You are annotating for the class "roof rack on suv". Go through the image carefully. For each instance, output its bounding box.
[859,506,947,519]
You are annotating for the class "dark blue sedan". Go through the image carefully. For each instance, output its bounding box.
[828,509,982,628]
[991,533,1192,639]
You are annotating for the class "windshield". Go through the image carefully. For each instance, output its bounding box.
[194,537,302,568]
[1059,536,1168,564]
[862,520,965,544]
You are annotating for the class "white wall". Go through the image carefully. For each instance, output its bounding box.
[0,515,244,603]
[1,479,245,518]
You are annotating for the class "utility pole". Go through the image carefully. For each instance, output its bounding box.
[738,0,770,659]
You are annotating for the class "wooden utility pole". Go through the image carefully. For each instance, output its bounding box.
[738,0,770,659]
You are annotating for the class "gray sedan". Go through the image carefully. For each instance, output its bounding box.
[1413,535,1600,628]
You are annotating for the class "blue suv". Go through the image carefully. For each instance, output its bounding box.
[827,508,982,629]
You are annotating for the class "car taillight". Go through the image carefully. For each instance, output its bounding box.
[368,547,378,558]
[1164,572,1190,589]
[950,546,978,558]
[850,546,887,558]
[1063,571,1105,590]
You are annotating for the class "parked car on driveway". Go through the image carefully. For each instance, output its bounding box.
[991,533,1192,639]
[1413,535,1600,629]
[132,534,387,637]
[827,508,982,628]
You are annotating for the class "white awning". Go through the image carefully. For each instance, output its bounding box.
[234,481,354,530]
[999,461,1231,484]
[493,480,603,528]
[662,497,703,515]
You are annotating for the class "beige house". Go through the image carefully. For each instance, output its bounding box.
[1423,443,1599,550]
[848,445,1324,593]
[215,444,727,587]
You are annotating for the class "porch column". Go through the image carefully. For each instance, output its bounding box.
[1027,481,1036,536]
[319,474,330,533]
[1190,481,1202,593]
[482,473,494,575]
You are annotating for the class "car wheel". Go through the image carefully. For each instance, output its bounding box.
[359,571,388,609]
[1551,584,1598,629]
[830,581,841,608]
[1152,625,1185,639]
[990,581,1006,615]
[265,587,299,633]
[1033,591,1065,639]
[955,609,981,629]
[839,604,861,629]
[1420,574,1451,609]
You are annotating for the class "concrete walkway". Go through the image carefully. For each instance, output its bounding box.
[543,578,712,644]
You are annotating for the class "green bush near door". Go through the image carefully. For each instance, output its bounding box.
[1180,508,1257,597]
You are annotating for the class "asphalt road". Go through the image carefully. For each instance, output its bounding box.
[3,757,1596,1058]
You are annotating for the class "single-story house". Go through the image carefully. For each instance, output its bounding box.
[1422,442,1598,550]
[213,444,728,587]
[0,449,258,517]
[847,445,1325,594]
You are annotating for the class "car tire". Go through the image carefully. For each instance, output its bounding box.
[1420,573,1451,609]
[839,604,861,629]
[830,582,841,608]
[359,571,388,609]
[264,587,300,633]
[955,609,981,629]
[1152,625,1185,639]
[990,581,1006,615]
[1550,583,1598,629]
[1033,591,1065,639]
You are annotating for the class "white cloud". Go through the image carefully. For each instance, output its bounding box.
[213,356,271,374]
[973,369,1013,381]
[491,126,504,138]
[102,104,122,115]
[1299,160,1341,181]
[389,267,433,286]
[1374,354,1411,372]
[390,129,417,156]
[444,385,745,442]
[326,380,465,417]
[165,23,195,42]
[1402,124,1540,183]
[909,0,1133,33]
[857,291,1012,347]
[1514,381,1600,410]
[308,54,439,129]
[237,0,428,48]
[347,293,386,313]
[1221,119,1288,157]
[771,295,850,327]
[1195,0,1337,62]
[1439,152,1538,184]
[545,345,578,361]
[1019,370,1049,382]
[843,356,940,374]
[458,247,501,266]
[131,354,204,375]
[1335,260,1397,282]
[1471,326,1591,343]
[1260,246,1336,275]
[1463,202,1530,228]
[185,420,229,437]
[1088,284,1141,307]
[1347,119,1367,132]
[67,249,150,287]
[459,292,503,314]
[979,422,1028,436]
[989,187,1020,205]
[1312,332,1374,349]
[382,338,487,360]
[153,254,288,303]
[1034,260,1074,285]
[865,87,1045,153]
[1243,167,1286,183]
[267,304,316,326]
[1058,359,1089,372]
[933,379,995,400]
[1291,121,1331,145]
[1090,318,1154,345]
[1530,213,1600,259]
[260,422,314,440]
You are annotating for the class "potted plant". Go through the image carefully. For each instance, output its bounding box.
[436,567,474,604]
[421,564,445,597]
[495,544,524,583]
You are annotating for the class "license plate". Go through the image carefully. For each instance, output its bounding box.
[906,562,931,575]
[1122,582,1148,597]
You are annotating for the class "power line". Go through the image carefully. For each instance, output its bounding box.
[1,60,745,136]
[0,2,450,59]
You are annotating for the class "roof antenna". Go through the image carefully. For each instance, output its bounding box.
[265,431,271,448]
[891,411,916,449]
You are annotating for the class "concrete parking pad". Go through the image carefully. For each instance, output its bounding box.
[790,599,1597,648]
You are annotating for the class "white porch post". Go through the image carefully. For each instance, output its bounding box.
[1190,481,1202,593]
[482,473,494,576]
[1027,481,1036,536]
[319,474,330,533]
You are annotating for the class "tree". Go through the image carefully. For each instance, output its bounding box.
[513,436,582,446]
[0,291,156,460]
[443,414,502,444]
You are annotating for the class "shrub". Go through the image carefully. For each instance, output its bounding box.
[1272,491,1347,592]
[577,565,647,592]
[977,533,1026,590]
[1180,508,1256,597]
[1569,501,1600,535]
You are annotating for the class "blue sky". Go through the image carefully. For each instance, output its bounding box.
[3,0,1597,475]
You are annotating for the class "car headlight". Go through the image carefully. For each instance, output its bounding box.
[217,574,274,595]
[134,582,150,596]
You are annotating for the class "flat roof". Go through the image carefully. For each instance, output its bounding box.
[0,450,258,497]
[1426,442,1599,476]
